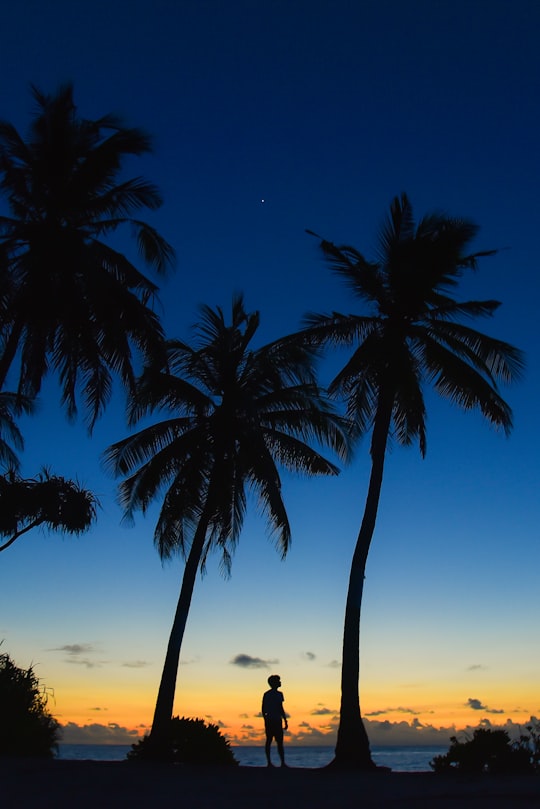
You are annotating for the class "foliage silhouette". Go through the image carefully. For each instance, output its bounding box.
[128,716,238,765]
[0,469,97,553]
[0,83,174,428]
[431,726,540,773]
[0,650,60,756]
[296,194,524,769]
[105,294,354,751]
[0,391,34,471]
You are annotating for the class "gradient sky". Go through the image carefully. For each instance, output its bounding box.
[1,0,539,748]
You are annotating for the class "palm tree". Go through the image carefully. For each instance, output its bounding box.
[104,295,354,751]
[0,84,174,428]
[0,469,98,553]
[300,194,524,769]
[0,391,34,471]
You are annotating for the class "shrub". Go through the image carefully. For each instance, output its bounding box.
[128,716,238,766]
[0,651,60,756]
[431,726,539,774]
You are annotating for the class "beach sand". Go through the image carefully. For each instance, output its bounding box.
[2,758,539,808]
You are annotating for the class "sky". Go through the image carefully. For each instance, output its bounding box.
[1,0,539,749]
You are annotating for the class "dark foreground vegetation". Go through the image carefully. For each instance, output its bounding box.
[127,716,238,766]
[431,726,540,774]
[0,650,60,756]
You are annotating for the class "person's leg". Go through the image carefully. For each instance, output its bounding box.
[276,729,285,766]
[264,725,274,766]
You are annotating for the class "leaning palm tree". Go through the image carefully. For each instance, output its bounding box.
[104,295,354,751]
[299,194,524,769]
[0,83,174,428]
[0,469,98,553]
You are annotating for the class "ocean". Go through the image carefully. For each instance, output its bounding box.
[57,744,446,772]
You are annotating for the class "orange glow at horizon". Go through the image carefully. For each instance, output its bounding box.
[52,672,539,746]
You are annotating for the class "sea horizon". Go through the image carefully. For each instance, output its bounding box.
[57,743,447,772]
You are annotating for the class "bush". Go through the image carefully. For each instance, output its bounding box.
[431,726,540,774]
[0,651,60,756]
[128,716,238,766]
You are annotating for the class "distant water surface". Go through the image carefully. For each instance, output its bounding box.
[57,744,446,772]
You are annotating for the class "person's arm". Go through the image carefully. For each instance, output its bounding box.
[281,696,288,729]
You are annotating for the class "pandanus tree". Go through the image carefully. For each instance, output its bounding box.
[0,469,98,553]
[299,194,524,769]
[104,296,354,750]
[0,83,174,427]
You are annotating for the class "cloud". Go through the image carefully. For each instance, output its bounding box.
[89,707,108,712]
[66,658,102,669]
[52,644,96,656]
[467,697,504,714]
[294,722,335,744]
[121,660,150,669]
[467,698,486,711]
[310,705,337,716]
[326,660,341,668]
[467,664,487,671]
[60,722,140,745]
[230,653,278,669]
[302,652,316,661]
[225,712,540,749]
[365,707,423,717]
[49,643,102,668]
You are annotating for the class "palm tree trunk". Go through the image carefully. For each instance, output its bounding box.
[149,513,210,748]
[331,393,393,769]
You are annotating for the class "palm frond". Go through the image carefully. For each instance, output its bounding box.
[423,321,525,384]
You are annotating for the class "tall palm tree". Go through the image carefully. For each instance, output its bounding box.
[300,194,524,769]
[0,391,34,471]
[0,469,97,553]
[104,295,354,751]
[0,84,174,428]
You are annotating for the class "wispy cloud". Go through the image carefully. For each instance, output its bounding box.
[49,643,103,668]
[365,706,423,717]
[230,653,278,669]
[51,643,96,656]
[302,652,316,661]
[467,664,487,671]
[121,660,150,669]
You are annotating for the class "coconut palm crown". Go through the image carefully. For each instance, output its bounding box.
[300,193,524,769]
[0,83,174,428]
[105,295,355,747]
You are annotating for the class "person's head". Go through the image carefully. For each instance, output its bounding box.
[268,674,281,689]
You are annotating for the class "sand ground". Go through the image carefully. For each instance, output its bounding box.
[2,758,539,809]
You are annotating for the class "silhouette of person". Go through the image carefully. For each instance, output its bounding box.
[262,674,288,767]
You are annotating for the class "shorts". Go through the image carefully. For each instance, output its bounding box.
[264,718,283,741]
